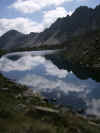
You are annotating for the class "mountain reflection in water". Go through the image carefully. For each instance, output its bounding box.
[0,50,100,117]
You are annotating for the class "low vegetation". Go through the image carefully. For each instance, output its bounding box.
[12,29,100,71]
[0,49,7,57]
[62,29,100,69]
[0,73,100,133]
[0,29,100,133]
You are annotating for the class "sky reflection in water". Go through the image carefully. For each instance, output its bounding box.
[0,52,100,116]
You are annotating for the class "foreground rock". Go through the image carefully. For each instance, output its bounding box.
[0,74,100,133]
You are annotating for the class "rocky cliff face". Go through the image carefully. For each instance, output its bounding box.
[0,5,100,50]
[62,29,100,70]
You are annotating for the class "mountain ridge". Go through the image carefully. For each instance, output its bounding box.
[0,4,100,50]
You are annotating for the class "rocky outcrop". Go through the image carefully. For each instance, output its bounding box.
[0,5,100,50]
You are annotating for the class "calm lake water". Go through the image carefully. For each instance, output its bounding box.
[0,50,100,116]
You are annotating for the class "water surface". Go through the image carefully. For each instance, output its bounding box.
[0,50,100,117]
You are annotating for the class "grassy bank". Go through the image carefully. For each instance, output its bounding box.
[0,30,100,132]
[0,73,100,133]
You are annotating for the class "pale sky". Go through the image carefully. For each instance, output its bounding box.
[0,0,100,36]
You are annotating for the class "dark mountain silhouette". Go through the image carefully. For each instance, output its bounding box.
[0,5,100,50]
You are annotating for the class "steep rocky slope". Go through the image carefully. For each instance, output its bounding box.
[0,5,100,50]
[62,29,100,70]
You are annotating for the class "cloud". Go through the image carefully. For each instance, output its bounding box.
[9,0,73,13]
[0,17,43,36]
[0,7,73,36]
[45,60,68,78]
[86,99,100,116]
[1,53,100,110]
[43,7,72,28]
[77,0,88,1]
[0,53,92,94]
[0,55,46,71]
[18,74,85,94]
[0,54,68,79]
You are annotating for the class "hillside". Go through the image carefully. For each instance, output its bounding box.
[0,5,100,50]
[0,73,100,133]
[62,29,100,70]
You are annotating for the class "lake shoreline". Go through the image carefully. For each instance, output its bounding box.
[0,49,100,132]
[0,73,100,133]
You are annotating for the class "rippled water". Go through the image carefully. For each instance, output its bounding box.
[0,50,100,116]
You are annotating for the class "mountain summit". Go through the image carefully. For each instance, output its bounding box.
[0,5,100,50]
